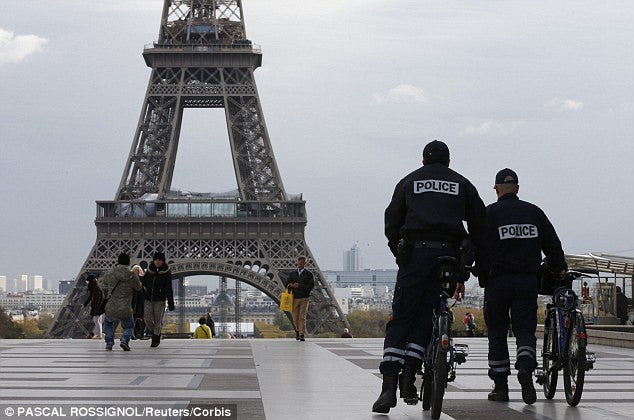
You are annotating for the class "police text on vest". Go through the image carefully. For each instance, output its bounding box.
[498,224,538,240]
[413,179,459,195]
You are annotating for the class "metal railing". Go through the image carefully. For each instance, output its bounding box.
[144,41,261,54]
[96,199,304,219]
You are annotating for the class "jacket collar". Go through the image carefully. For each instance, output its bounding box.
[148,263,170,274]
[498,193,519,202]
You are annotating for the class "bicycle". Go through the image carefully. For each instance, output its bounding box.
[405,256,469,420]
[535,270,596,407]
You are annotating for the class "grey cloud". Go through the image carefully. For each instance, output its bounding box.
[0,27,48,65]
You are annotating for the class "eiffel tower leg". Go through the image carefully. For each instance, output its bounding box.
[223,68,286,201]
[117,69,184,200]
[47,245,100,338]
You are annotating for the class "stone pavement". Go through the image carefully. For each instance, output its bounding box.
[0,337,632,419]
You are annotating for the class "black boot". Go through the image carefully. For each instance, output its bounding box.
[150,334,160,348]
[487,381,509,402]
[295,331,300,341]
[372,373,398,413]
[399,366,418,404]
[518,369,537,405]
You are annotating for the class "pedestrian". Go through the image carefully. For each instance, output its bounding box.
[581,281,591,303]
[373,140,489,413]
[80,274,103,339]
[131,265,145,340]
[143,252,175,348]
[484,168,567,405]
[341,328,353,338]
[463,312,476,337]
[193,317,213,339]
[285,256,315,342]
[616,286,629,325]
[103,253,142,351]
[205,312,216,337]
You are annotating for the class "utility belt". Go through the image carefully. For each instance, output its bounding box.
[411,240,458,250]
[396,236,460,267]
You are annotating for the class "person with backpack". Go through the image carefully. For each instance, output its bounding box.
[103,253,142,351]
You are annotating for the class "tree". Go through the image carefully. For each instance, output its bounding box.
[21,318,45,338]
[347,309,390,338]
[38,314,54,333]
[273,309,294,331]
[0,306,24,339]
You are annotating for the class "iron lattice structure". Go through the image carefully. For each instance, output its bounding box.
[49,0,349,338]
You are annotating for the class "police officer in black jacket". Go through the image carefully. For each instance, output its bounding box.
[373,141,490,413]
[484,168,567,404]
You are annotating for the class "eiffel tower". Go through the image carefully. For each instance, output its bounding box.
[49,0,349,338]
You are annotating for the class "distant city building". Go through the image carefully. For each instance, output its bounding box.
[244,294,276,309]
[336,296,349,315]
[323,269,398,295]
[18,275,28,293]
[333,286,391,314]
[59,280,74,295]
[25,292,66,313]
[32,275,43,291]
[0,294,25,309]
[186,285,208,297]
[173,296,209,308]
[42,277,54,291]
[173,279,208,297]
[9,278,18,294]
[0,291,66,314]
[0,276,6,292]
[343,243,362,271]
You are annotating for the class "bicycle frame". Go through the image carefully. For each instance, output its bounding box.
[424,293,468,380]
[416,263,469,409]
[537,285,596,383]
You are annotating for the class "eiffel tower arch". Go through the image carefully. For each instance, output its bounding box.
[48,0,349,338]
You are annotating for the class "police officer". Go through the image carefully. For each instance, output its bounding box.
[484,168,567,404]
[373,140,489,413]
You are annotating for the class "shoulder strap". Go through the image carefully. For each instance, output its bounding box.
[108,279,122,298]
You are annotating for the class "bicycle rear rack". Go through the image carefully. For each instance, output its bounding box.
[454,344,469,364]
[447,343,469,383]
[586,352,596,370]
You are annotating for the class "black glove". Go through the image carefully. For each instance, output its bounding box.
[168,305,175,312]
[474,265,489,288]
[395,239,411,267]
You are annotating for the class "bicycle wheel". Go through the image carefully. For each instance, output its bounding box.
[542,315,558,399]
[564,315,586,406]
[422,370,431,411]
[430,346,448,419]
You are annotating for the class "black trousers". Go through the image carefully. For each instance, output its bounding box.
[380,246,453,375]
[484,272,538,382]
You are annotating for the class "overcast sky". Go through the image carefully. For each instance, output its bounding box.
[1,0,633,284]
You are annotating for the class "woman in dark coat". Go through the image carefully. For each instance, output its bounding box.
[205,312,216,337]
[131,265,146,339]
[80,274,103,339]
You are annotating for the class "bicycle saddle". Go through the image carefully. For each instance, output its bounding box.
[437,256,457,264]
